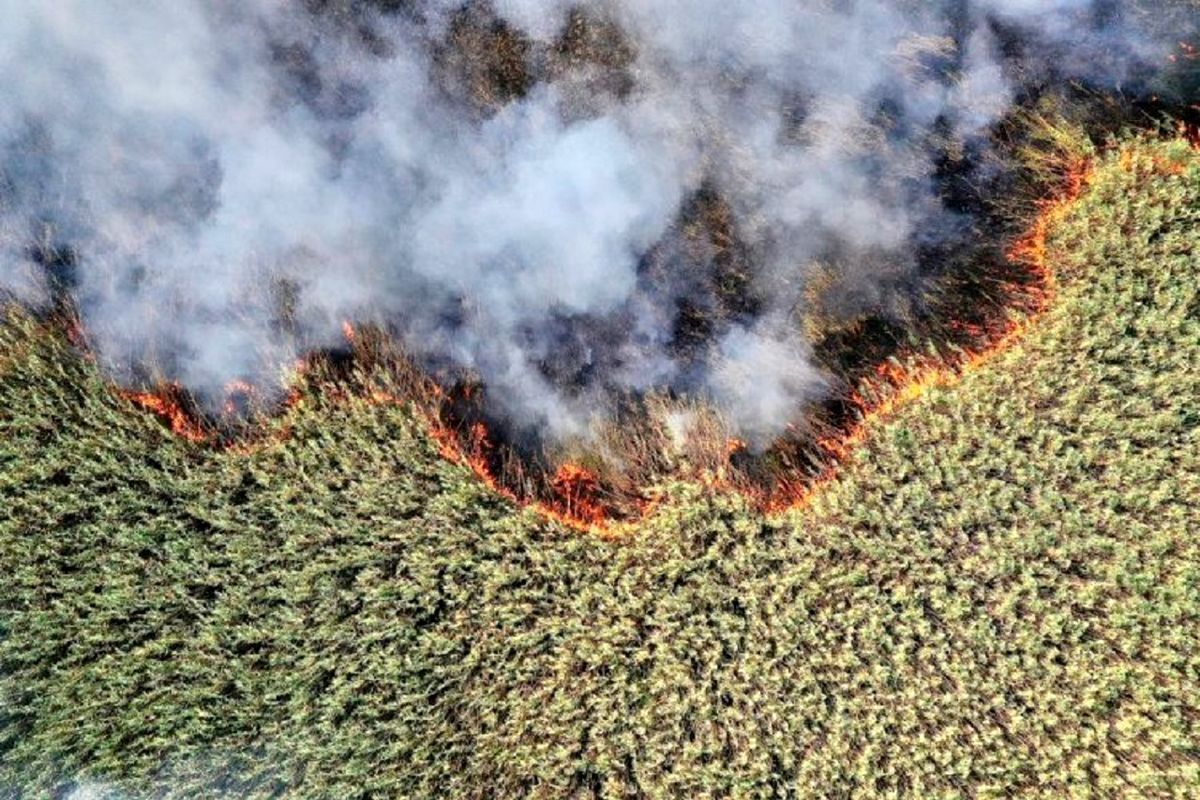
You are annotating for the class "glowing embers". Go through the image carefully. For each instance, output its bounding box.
[1168,40,1199,64]
[1183,121,1200,150]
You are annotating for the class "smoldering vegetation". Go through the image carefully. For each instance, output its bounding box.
[1,0,1198,514]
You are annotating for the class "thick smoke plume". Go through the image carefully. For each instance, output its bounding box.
[0,0,1185,447]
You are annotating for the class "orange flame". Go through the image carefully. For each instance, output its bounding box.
[414,390,614,532]
[547,463,607,527]
[221,379,258,418]
[755,157,1094,515]
[122,384,211,443]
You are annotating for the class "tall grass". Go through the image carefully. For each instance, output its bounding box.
[2,135,1199,798]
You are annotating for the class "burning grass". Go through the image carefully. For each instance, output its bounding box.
[106,129,1097,535]
[56,18,1200,533]
[3,135,1200,798]
[100,89,1200,549]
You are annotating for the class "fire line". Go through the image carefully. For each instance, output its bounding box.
[119,157,1098,536]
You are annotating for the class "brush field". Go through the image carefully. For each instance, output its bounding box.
[2,137,1199,798]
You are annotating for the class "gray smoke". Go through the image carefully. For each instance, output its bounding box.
[0,0,1182,446]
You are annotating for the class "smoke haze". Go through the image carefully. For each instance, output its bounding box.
[0,0,1185,446]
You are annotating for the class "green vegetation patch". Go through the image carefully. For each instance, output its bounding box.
[2,137,1199,798]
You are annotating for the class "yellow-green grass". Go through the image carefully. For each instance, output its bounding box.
[2,137,1198,798]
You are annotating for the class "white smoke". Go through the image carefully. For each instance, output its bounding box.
[0,0,1181,445]
[64,782,123,800]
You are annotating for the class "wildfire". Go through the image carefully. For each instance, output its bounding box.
[221,380,258,418]
[1168,41,1198,63]
[420,396,613,533]
[115,154,1099,536]
[547,463,607,527]
[122,384,211,443]
[65,316,90,353]
[756,157,1093,515]
[122,378,269,444]
[1183,121,1200,150]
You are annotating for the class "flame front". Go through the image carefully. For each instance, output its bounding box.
[114,155,1101,536]
[755,157,1093,514]
[122,385,210,443]
[547,464,607,527]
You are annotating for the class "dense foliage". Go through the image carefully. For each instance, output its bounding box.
[2,138,1199,798]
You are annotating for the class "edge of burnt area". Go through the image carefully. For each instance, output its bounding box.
[32,80,1200,523]
[414,6,1200,519]
[425,86,1200,523]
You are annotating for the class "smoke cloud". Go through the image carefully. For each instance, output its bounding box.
[0,0,1184,446]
